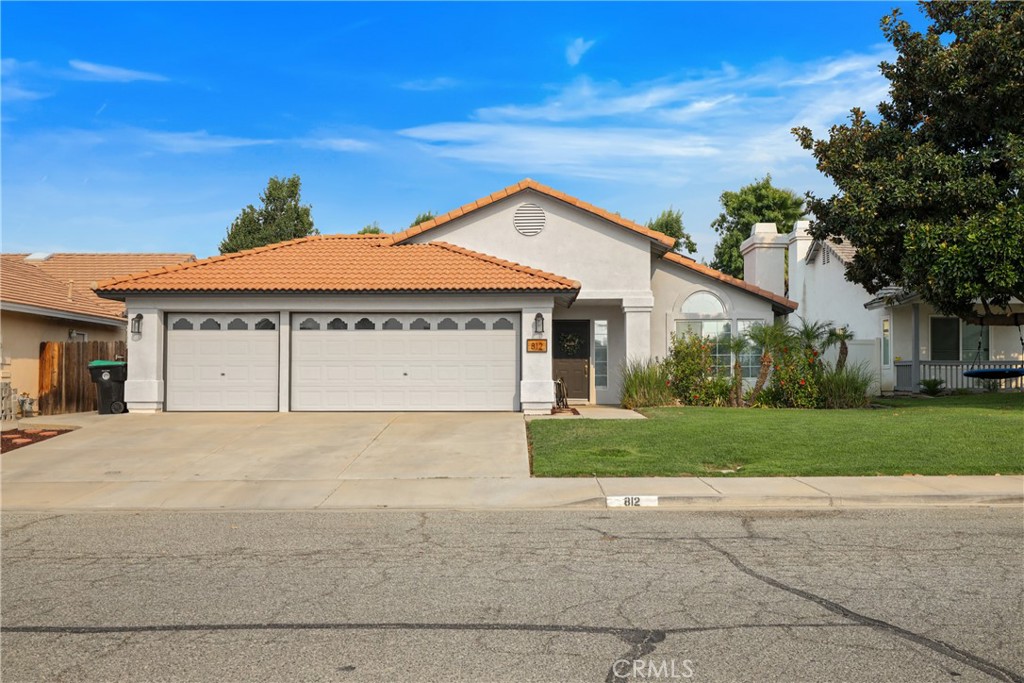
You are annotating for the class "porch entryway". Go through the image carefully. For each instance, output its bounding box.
[552,319,591,400]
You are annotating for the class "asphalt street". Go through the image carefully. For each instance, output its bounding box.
[2,508,1022,682]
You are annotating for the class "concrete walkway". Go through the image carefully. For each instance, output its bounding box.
[2,412,1021,511]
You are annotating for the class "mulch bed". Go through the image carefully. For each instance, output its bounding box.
[1,428,73,453]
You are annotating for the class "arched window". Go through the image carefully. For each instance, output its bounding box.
[438,318,458,330]
[676,291,729,373]
[327,318,348,330]
[492,317,514,330]
[200,318,221,330]
[681,291,725,317]
[383,318,403,330]
[227,318,248,330]
[255,318,276,330]
[172,317,194,330]
[355,317,375,330]
[465,317,486,330]
[299,317,320,331]
[410,318,430,330]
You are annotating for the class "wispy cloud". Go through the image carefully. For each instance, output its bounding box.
[300,137,372,152]
[1,58,51,102]
[137,129,275,153]
[399,76,460,92]
[68,59,168,83]
[566,37,596,67]
[402,47,894,183]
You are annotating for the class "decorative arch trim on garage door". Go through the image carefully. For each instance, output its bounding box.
[165,313,280,411]
[290,312,520,411]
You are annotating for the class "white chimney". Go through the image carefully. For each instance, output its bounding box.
[786,221,813,300]
[739,223,786,295]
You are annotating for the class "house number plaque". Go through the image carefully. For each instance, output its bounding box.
[526,339,548,353]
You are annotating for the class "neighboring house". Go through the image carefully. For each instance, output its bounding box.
[0,252,196,400]
[96,179,796,414]
[741,222,1023,393]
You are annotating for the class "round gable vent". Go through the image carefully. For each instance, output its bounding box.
[513,203,545,237]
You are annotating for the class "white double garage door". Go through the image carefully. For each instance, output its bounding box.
[166,312,520,411]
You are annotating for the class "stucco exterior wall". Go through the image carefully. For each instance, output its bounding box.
[792,250,883,338]
[0,310,124,399]
[650,260,778,359]
[403,190,654,299]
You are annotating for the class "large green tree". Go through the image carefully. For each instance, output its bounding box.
[220,175,317,254]
[793,1,1024,325]
[708,176,805,279]
[646,208,697,254]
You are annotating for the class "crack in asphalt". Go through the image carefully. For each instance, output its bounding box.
[696,538,1023,683]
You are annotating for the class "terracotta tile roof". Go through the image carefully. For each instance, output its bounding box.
[662,252,798,313]
[95,234,581,295]
[0,255,125,322]
[2,252,197,323]
[388,178,677,249]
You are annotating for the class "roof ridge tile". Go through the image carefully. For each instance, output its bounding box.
[387,178,675,248]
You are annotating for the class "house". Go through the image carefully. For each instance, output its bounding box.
[741,222,1024,393]
[0,252,196,401]
[95,179,796,414]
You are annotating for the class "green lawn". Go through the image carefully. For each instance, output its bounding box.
[529,393,1024,477]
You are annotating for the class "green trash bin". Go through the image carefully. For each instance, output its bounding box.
[88,360,128,414]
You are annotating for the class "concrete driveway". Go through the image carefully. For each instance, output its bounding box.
[1,412,531,509]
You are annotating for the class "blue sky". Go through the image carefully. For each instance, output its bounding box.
[2,1,924,261]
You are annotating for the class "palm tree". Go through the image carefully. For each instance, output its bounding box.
[827,325,856,372]
[745,320,792,403]
[794,315,832,355]
[727,334,750,407]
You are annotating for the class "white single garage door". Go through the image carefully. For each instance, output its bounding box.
[166,313,279,411]
[291,313,519,411]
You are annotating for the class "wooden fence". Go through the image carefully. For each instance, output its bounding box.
[37,341,127,415]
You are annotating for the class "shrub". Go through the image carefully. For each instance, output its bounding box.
[919,378,945,396]
[620,357,674,409]
[664,332,732,406]
[818,362,875,409]
[758,345,822,408]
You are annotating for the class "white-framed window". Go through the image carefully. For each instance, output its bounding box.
[737,320,762,379]
[675,319,732,373]
[882,318,892,366]
[594,320,608,388]
[930,316,989,361]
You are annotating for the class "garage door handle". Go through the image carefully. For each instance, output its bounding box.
[220,373,226,376]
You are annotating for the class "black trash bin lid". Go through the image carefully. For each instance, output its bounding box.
[88,360,127,367]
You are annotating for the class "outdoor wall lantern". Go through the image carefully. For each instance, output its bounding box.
[131,314,143,335]
[533,313,545,335]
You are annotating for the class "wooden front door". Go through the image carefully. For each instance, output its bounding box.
[553,320,590,400]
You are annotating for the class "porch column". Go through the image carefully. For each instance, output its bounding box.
[911,303,921,392]
[278,310,291,412]
[520,305,554,414]
[125,307,165,412]
[623,297,654,362]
